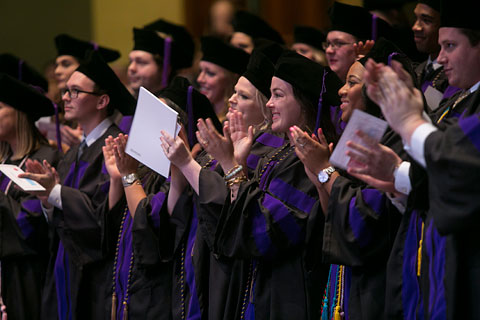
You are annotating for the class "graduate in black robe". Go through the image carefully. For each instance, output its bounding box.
[0,74,61,320]
[21,51,135,320]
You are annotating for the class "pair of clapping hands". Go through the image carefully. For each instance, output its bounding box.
[290,59,424,195]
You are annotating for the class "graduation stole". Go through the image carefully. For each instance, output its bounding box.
[321,264,346,320]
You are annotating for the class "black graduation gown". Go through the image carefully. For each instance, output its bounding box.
[41,123,122,320]
[321,130,404,320]
[0,144,60,320]
[386,89,480,319]
[101,171,173,320]
[214,140,328,320]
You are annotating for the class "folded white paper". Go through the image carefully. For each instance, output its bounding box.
[329,109,388,170]
[0,164,46,191]
[126,87,178,178]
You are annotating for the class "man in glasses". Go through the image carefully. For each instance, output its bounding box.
[21,50,135,320]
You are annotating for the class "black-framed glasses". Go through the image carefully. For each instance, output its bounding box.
[61,88,102,99]
[322,41,355,50]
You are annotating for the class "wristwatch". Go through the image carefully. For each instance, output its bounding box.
[122,173,139,187]
[317,166,336,184]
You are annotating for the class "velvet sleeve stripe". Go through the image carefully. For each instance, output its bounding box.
[252,202,276,258]
[256,132,285,148]
[425,219,447,319]
[149,191,167,229]
[247,153,261,170]
[348,189,385,248]
[62,161,89,189]
[459,114,480,153]
[262,193,304,246]
[16,199,42,238]
[268,177,316,214]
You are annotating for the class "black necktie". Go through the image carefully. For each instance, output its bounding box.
[424,63,435,80]
[77,140,87,160]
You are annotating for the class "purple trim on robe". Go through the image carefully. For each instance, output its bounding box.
[327,264,338,318]
[255,133,285,148]
[17,199,42,239]
[115,212,134,319]
[244,259,257,320]
[185,207,201,319]
[0,173,10,193]
[344,265,351,319]
[259,160,277,190]
[268,178,316,214]
[459,115,480,153]
[118,115,133,134]
[150,191,166,229]
[208,159,218,171]
[402,211,424,320]
[63,161,89,189]
[421,80,433,93]
[347,189,384,248]
[246,154,261,170]
[262,194,303,246]
[425,220,446,320]
[55,242,72,320]
[251,202,275,257]
[442,86,460,99]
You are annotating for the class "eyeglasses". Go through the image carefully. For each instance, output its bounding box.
[61,88,102,99]
[322,41,355,50]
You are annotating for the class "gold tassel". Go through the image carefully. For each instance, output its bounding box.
[122,301,128,320]
[334,305,342,320]
[111,293,117,320]
[417,222,425,277]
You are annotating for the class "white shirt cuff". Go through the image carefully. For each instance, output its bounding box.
[404,123,438,168]
[48,184,63,209]
[394,161,412,195]
[386,192,408,214]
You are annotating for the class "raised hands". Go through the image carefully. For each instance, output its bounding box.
[160,127,193,169]
[364,59,425,141]
[102,136,121,181]
[354,40,375,59]
[19,159,60,205]
[196,118,234,167]
[111,134,139,176]
[228,109,254,169]
[346,130,402,194]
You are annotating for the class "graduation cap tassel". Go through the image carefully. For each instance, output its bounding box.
[111,293,117,320]
[53,103,63,152]
[387,52,399,66]
[314,69,328,135]
[90,41,99,51]
[371,14,378,41]
[122,302,128,320]
[161,37,172,89]
[187,85,195,148]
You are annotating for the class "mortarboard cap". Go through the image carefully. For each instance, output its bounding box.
[329,2,395,41]
[293,26,326,51]
[363,0,409,10]
[0,53,48,92]
[274,50,326,104]
[200,36,250,75]
[75,51,136,115]
[232,11,285,44]
[159,77,222,146]
[243,50,275,98]
[55,34,120,62]
[440,0,480,30]
[0,73,54,121]
[144,19,195,69]
[252,39,286,65]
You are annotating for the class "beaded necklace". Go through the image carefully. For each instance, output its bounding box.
[111,206,133,320]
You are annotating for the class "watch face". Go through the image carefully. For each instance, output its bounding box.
[318,171,329,183]
[125,174,136,183]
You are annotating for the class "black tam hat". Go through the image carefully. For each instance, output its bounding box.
[440,0,480,30]
[243,50,275,98]
[232,11,285,44]
[0,73,54,121]
[293,26,326,51]
[143,19,195,69]
[0,53,48,92]
[418,0,441,12]
[75,51,136,115]
[55,34,120,62]
[200,36,250,75]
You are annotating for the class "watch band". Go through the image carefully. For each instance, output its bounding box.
[122,173,139,187]
[317,166,336,184]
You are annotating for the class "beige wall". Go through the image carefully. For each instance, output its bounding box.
[91,0,185,68]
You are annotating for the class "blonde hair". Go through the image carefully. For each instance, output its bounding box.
[253,89,271,132]
[0,110,45,161]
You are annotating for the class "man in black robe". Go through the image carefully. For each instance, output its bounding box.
[363,0,480,317]
[22,50,135,320]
